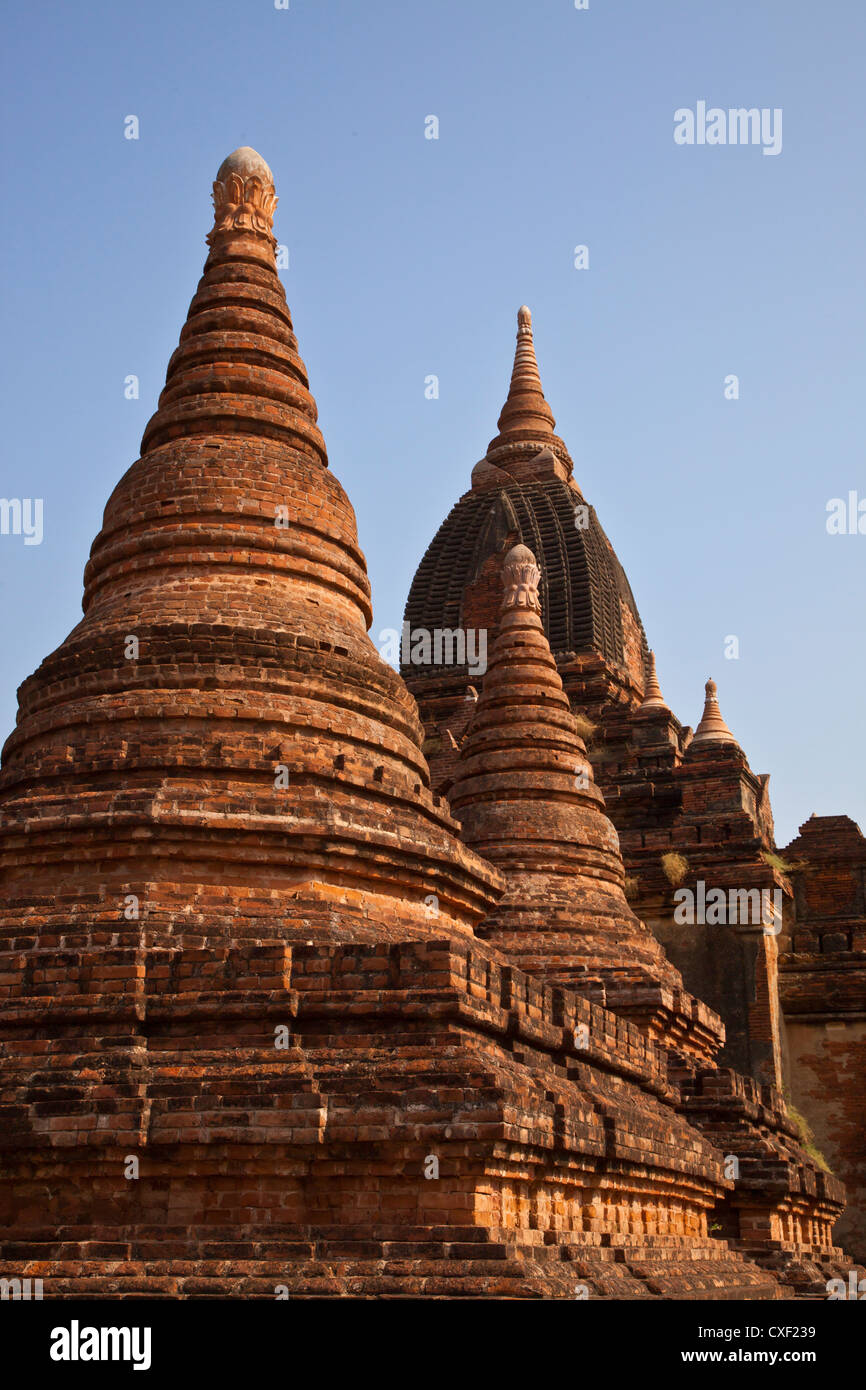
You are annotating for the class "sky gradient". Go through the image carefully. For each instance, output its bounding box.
[1,0,863,844]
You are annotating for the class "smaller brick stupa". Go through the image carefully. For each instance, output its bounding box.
[449,544,686,1005]
[639,652,669,712]
[688,679,740,749]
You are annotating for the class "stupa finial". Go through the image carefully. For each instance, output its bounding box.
[208,146,278,245]
[501,543,542,614]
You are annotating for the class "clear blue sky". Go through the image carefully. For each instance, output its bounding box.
[1,0,863,845]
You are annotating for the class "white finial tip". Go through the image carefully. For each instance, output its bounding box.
[216,147,274,184]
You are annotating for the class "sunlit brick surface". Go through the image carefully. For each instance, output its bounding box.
[0,153,861,1299]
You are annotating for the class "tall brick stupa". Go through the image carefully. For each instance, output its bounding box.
[0,153,860,1298]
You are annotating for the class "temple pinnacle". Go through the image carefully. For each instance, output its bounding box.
[690,677,739,747]
[640,650,669,710]
[140,151,324,461]
[486,305,557,454]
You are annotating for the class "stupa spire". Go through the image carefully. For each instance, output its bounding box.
[473,308,574,487]
[140,147,324,463]
[690,677,740,747]
[640,650,669,710]
[487,306,556,450]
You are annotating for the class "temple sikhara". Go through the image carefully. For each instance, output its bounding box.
[0,149,862,1298]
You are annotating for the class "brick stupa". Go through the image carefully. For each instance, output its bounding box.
[448,543,713,1052]
[0,153,853,1299]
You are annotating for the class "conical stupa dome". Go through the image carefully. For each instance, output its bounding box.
[0,150,501,948]
[449,544,681,996]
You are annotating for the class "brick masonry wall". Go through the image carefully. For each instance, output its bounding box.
[780,815,866,1264]
[784,1020,866,1264]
